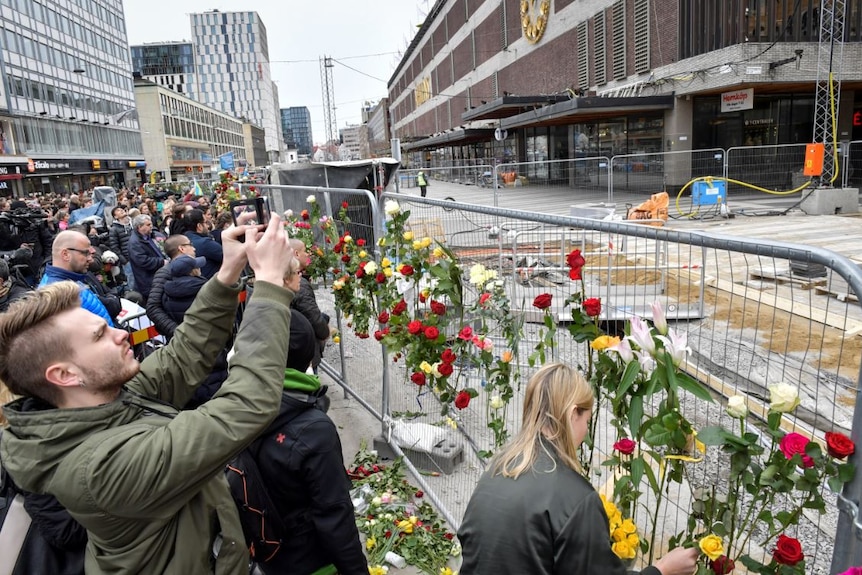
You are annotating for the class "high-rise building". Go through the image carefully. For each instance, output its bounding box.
[130,42,197,100]
[190,10,282,163]
[339,124,362,161]
[0,0,144,196]
[280,107,313,157]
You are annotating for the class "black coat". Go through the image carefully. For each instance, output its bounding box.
[256,392,367,575]
[127,230,165,301]
[162,273,207,324]
[145,266,178,338]
[107,221,133,264]
[0,280,31,312]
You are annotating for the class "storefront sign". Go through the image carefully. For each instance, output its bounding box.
[0,181,8,190]
[0,165,23,180]
[720,88,754,113]
[853,111,862,127]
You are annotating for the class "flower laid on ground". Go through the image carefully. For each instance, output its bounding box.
[677,384,855,574]
[350,448,459,575]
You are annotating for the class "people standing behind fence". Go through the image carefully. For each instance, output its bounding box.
[183,208,223,279]
[250,267,367,575]
[108,206,136,291]
[39,231,118,326]
[128,214,167,303]
[417,170,429,197]
[457,363,699,575]
[0,218,298,574]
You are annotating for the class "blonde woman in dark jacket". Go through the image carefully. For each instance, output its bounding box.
[458,363,699,575]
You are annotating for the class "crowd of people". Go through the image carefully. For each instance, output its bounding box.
[0,187,701,575]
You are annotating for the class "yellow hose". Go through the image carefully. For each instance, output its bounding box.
[674,176,812,218]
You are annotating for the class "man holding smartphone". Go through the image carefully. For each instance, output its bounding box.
[0,218,297,574]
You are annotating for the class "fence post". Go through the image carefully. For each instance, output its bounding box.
[831,358,862,572]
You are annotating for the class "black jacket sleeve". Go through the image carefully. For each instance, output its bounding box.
[145,267,178,338]
[292,277,330,340]
[23,492,88,550]
[108,226,127,264]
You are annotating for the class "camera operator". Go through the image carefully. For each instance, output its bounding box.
[0,257,31,312]
[0,200,54,285]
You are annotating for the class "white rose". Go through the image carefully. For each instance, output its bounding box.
[768,383,800,413]
[489,395,504,410]
[364,261,378,275]
[283,209,294,218]
[306,194,316,203]
[726,395,748,419]
[384,199,401,216]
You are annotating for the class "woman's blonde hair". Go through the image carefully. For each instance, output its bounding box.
[491,362,594,478]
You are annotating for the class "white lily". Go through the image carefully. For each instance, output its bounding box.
[656,328,691,367]
[607,337,635,364]
[627,316,656,355]
[651,301,668,335]
[635,350,656,378]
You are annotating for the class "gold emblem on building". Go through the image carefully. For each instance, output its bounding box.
[520,0,551,43]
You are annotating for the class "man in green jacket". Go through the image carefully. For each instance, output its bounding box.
[0,217,297,574]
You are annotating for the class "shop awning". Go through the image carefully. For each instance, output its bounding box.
[500,95,675,129]
[461,95,568,122]
[0,155,29,165]
[402,128,495,152]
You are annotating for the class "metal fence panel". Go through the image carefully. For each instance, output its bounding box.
[725,143,809,197]
[610,148,725,205]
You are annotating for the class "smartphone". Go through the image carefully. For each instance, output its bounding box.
[230,197,271,227]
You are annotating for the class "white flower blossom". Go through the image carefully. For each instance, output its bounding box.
[627,316,656,355]
[768,382,801,413]
[306,194,316,203]
[651,300,669,335]
[726,395,748,419]
[283,209,294,219]
[655,328,691,367]
[364,261,378,275]
[384,199,401,216]
[490,395,505,410]
[607,337,635,364]
[635,350,656,378]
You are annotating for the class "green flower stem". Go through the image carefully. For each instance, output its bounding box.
[648,459,670,564]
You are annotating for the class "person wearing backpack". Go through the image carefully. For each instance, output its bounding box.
[237,267,367,575]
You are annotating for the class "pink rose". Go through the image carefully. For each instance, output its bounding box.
[614,438,636,455]
[780,433,814,468]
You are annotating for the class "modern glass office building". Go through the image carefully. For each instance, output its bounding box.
[0,0,144,196]
[130,42,197,101]
[280,106,313,157]
[190,10,283,163]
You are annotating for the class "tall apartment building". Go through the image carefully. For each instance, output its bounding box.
[130,42,197,101]
[339,124,362,160]
[280,106,313,157]
[190,10,283,163]
[0,0,144,196]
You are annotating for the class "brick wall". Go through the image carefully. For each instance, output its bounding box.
[474,5,502,70]
[652,0,678,66]
[497,30,579,96]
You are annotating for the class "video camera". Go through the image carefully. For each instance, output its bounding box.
[0,208,48,232]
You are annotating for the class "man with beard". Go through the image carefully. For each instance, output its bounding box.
[0,217,297,574]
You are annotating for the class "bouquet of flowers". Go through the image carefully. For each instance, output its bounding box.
[600,494,643,561]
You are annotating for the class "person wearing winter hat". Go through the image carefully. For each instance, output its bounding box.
[247,267,367,575]
[161,254,207,323]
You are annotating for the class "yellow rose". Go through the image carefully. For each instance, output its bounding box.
[344,235,353,243]
[366,537,376,550]
[591,335,621,351]
[412,240,423,250]
[699,534,724,561]
[421,237,432,248]
[397,519,414,534]
[620,518,637,535]
[369,566,389,575]
[420,361,433,374]
[626,533,639,547]
[381,257,391,268]
[501,350,513,363]
[377,237,387,247]
[612,527,627,542]
[432,247,445,258]
[332,335,340,344]
[403,231,414,241]
[359,250,367,258]
[384,268,393,277]
[612,540,636,560]
[439,568,455,575]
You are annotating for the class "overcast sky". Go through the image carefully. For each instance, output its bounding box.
[123,0,428,144]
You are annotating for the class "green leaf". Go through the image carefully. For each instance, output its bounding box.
[617,360,641,399]
[696,426,727,446]
[631,456,645,488]
[642,458,659,494]
[838,462,856,483]
[712,522,727,536]
[662,351,679,393]
[675,371,715,403]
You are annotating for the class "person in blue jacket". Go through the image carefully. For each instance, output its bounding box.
[128,214,167,302]
[39,231,115,326]
[183,209,222,279]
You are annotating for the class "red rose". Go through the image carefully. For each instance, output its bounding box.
[780,433,814,468]
[334,242,343,253]
[357,238,366,246]
[454,390,471,409]
[430,300,447,315]
[392,300,407,315]
[441,349,456,364]
[424,326,440,340]
[356,267,365,279]
[385,530,392,538]
[407,320,423,335]
[437,362,453,377]
[378,311,390,324]
[415,490,424,498]
[583,297,602,317]
[479,292,491,306]
[613,438,636,455]
[567,249,586,280]
[376,272,386,283]
[301,209,309,220]
[444,533,454,540]
[533,293,553,309]
[709,556,735,575]
[341,201,349,209]
[772,534,804,565]
[401,264,414,276]
[341,254,351,263]
[458,326,473,340]
[357,332,369,339]
[410,372,426,386]
[374,330,384,341]
[418,292,427,303]
[825,431,855,459]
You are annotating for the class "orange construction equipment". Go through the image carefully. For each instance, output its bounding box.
[627,192,669,226]
[803,143,825,177]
